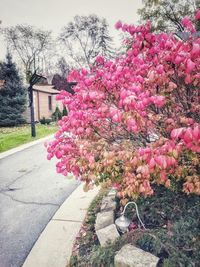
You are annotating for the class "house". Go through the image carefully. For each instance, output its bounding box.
[24,74,77,123]
[24,84,63,123]
[0,80,5,89]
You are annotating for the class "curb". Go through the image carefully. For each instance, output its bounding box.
[22,183,100,267]
[0,134,54,160]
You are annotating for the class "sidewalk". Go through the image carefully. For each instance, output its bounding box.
[22,184,99,267]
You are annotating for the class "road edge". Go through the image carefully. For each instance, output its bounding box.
[22,183,100,267]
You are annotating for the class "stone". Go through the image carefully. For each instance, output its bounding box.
[96,224,120,246]
[107,188,117,199]
[95,210,114,231]
[114,244,159,267]
[101,196,116,211]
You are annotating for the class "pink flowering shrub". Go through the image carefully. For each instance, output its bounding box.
[47,14,200,199]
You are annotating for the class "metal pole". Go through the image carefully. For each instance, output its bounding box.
[28,71,45,137]
[29,85,36,137]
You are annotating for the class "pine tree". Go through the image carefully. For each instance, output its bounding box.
[62,106,68,116]
[0,53,26,126]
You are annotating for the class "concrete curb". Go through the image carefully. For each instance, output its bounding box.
[0,134,54,160]
[22,183,100,267]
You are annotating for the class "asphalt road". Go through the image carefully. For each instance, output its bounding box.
[0,140,79,267]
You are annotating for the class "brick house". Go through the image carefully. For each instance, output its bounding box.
[24,84,63,123]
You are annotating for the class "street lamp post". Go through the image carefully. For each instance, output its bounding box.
[28,71,44,137]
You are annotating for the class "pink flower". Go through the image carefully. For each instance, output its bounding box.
[191,43,200,55]
[181,16,191,27]
[55,150,62,159]
[112,112,122,123]
[195,10,200,20]
[149,158,156,169]
[186,59,196,73]
[193,126,200,141]
[156,65,164,74]
[171,128,185,139]
[183,128,193,143]
[155,156,167,169]
[174,55,184,65]
[46,16,200,197]
[115,20,122,30]
[96,56,104,64]
[160,171,167,182]
[151,95,165,108]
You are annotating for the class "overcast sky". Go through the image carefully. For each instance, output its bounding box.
[0,0,143,60]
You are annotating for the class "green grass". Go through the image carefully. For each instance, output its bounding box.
[0,123,58,152]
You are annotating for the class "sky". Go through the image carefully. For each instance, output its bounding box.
[0,0,143,60]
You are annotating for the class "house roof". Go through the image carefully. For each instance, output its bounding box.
[33,85,60,95]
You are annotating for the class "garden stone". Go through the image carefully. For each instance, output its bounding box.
[107,188,117,199]
[114,244,159,267]
[96,224,120,247]
[95,210,114,231]
[101,196,116,211]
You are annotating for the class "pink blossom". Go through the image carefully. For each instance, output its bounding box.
[186,59,196,73]
[96,56,104,65]
[46,14,200,197]
[195,10,200,20]
[115,20,122,29]
[155,156,167,169]
[191,43,200,55]
[193,126,200,141]
[149,158,156,169]
[171,128,185,139]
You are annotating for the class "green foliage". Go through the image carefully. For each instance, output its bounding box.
[138,0,200,33]
[0,53,26,126]
[90,245,115,267]
[70,190,108,266]
[131,187,200,266]
[62,106,68,116]
[40,117,46,125]
[51,106,62,121]
[71,186,200,267]
[40,117,51,125]
[45,119,51,125]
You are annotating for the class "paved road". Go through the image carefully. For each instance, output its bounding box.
[0,140,79,267]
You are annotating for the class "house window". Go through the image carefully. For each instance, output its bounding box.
[48,96,52,110]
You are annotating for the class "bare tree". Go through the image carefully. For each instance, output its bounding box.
[139,0,200,33]
[56,57,70,78]
[60,15,114,69]
[3,25,52,81]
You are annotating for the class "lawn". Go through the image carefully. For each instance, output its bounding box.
[0,123,58,152]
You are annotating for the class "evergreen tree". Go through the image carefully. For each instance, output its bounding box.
[62,106,68,116]
[0,53,26,126]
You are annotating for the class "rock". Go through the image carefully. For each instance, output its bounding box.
[96,224,120,246]
[101,196,116,211]
[107,188,117,199]
[114,244,159,267]
[95,210,114,231]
